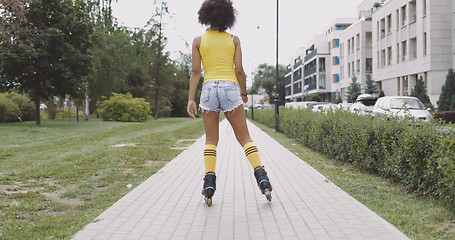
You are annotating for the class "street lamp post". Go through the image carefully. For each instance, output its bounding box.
[274,0,279,132]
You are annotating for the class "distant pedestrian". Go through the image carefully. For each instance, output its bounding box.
[187,0,272,206]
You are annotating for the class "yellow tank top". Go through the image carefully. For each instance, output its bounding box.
[200,30,238,84]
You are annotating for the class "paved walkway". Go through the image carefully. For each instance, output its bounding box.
[73,119,409,240]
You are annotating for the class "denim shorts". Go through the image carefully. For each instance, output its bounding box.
[199,81,244,112]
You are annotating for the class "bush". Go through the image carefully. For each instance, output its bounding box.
[0,94,20,122]
[0,92,34,122]
[434,111,455,123]
[251,108,455,207]
[5,92,34,121]
[98,93,151,122]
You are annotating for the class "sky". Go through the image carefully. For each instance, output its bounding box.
[112,0,363,85]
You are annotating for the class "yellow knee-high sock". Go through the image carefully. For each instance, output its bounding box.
[204,144,217,173]
[243,142,263,169]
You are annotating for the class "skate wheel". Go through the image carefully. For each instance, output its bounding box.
[207,197,212,207]
[264,189,272,202]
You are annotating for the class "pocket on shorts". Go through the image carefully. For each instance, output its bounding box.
[200,88,211,103]
[224,86,240,103]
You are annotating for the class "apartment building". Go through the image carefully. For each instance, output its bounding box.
[302,34,332,102]
[372,0,453,105]
[285,48,306,101]
[337,2,374,102]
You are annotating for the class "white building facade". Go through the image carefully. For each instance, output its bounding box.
[285,48,306,102]
[283,0,453,106]
[372,0,453,105]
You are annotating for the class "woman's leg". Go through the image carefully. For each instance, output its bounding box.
[202,110,220,173]
[224,105,262,169]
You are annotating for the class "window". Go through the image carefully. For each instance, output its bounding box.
[381,50,386,66]
[397,43,400,63]
[410,37,417,60]
[387,46,392,65]
[424,32,427,55]
[396,9,400,30]
[402,41,407,61]
[348,63,351,77]
[336,25,345,30]
[356,34,360,50]
[351,37,355,52]
[403,76,408,95]
[333,56,340,65]
[410,0,416,22]
[377,21,380,39]
[387,14,392,33]
[423,0,427,16]
[333,74,340,83]
[397,77,401,95]
[380,18,385,38]
[347,39,351,53]
[401,5,407,26]
[356,60,360,74]
[424,72,428,92]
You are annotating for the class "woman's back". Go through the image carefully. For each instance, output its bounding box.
[200,30,237,84]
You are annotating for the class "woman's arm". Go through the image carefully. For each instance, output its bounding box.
[233,36,248,103]
[187,36,202,118]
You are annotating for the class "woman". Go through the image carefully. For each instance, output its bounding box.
[187,0,272,206]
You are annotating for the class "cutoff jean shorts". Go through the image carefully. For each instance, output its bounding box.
[199,81,244,113]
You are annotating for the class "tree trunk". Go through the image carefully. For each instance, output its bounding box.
[34,95,41,125]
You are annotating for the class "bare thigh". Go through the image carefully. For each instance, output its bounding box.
[224,105,252,146]
[202,111,220,146]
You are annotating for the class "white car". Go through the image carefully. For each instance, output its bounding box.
[350,94,377,115]
[312,103,337,113]
[372,96,432,122]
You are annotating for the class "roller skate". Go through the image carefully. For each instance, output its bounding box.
[201,172,216,206]
[254,167,273,202]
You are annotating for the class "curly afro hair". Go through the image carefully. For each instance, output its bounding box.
[198,0,236,31]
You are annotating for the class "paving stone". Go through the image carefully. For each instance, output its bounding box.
[72,120,409,240]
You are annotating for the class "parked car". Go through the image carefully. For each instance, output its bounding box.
[372,96,432,122]
[312,103,337,113]
[350,94,377,115]
[337,103,352,111]
[285,101,318,109]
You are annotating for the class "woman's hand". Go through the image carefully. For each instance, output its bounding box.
[242,95,248,103]
[187,100,197,118]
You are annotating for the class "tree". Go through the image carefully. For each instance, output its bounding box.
[346,76,361,103]
[253,63,286,105]
[437,69,455,111]
[364,72,378,94]
[378,89,385,98]
[147,0,170,120]
[0,0,93,125]
[411,76,431,104]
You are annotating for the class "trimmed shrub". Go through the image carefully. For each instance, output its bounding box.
[434,111,455,123]
[251,108,455,207]
[98,93,151,122]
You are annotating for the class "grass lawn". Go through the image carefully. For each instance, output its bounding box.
[0,117,205,239]
[253,120,455,240]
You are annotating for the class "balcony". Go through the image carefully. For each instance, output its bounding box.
[293,59,302,69]
[285,75,292,85]
[285,65,292,75]
[304,49,318,62]
[293,82,302,94]
[304,65,317,76]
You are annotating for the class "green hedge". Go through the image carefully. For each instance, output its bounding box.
[98,93,151,122]
[250,108,455,206]
[0,92,34,122]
